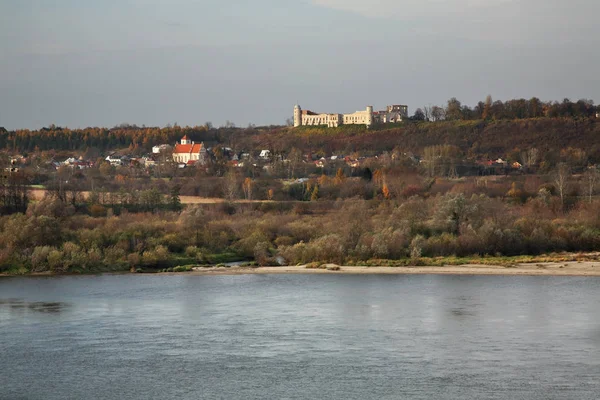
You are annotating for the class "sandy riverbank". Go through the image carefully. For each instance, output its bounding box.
[4,262,600,278]
[186,262,600,277]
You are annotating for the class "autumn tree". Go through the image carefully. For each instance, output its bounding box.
[382,184,390,199]
[242,177,254,200]
[482,95,492,120]
[445,98,463,121]
[310,185,319,201]
[373,169,384,188]
[334,168,346,185]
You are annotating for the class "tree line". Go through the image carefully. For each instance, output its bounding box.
[412,97,597,121]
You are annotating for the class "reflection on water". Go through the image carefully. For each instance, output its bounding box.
[0,298,70,314]
[1,274,599,400]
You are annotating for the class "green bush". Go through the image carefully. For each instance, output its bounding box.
[173,265,193,273]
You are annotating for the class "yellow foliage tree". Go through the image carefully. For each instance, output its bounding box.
[318,174,329,186]
[382,184,390,199]
[373,169,384,188]
[334,168,346,185]
[311,185,319,201]
[242,177,254,200]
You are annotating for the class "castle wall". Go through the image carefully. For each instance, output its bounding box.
[342,107,372,126]
[294,104,406,128]
[302,113,342,128]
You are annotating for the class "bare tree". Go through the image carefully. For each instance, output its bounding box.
[423,105,433,121]
[422,145,461,178]
[553,163,571,207]
[431,106,445,122]
[223,169,239,201]
[520,148,539,170]
[287,147,303,178]
[583,167,599,203]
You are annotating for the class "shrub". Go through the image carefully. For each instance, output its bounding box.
[104,246,127,265]
[173,265,193,272]
[47,250,66,273]
[185,246,199,258]
[30,246,53,272]
[410,235,425,259]
[90,204,107,218]
[127,253,141,268]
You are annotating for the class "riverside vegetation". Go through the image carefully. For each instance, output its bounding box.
[3,187,600,274]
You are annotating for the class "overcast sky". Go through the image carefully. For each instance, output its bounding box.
[1,0,598,130]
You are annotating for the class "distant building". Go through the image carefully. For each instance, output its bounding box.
[259,150,271,160]
[152,144,171,154]
[293,104,408,128]
[173,135,207,165]
[105,154,124,166]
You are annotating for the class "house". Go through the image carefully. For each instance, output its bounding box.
[142,157,156,167]
[345,157,360,168]
[172,135,207,165]
[105,154,124,166]
[259,150,271,160]
[152,144,171,154]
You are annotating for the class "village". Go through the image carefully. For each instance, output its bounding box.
[4,133,529,180]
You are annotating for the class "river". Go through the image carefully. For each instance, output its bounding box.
[1,274,600,399]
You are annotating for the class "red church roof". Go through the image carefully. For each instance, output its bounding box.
[174,142,204,154]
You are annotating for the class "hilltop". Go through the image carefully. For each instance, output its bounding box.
[253,118,600,163]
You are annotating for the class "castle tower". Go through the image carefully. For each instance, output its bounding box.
[366,106,374,127]
[294,105,302,127]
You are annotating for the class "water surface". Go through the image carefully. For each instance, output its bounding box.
[1,274,600,399]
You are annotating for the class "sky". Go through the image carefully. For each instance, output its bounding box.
[0,0,598,130]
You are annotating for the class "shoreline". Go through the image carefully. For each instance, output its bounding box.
[182,262,600,277]
[4,262,600,278]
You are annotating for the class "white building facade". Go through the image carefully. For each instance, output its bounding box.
[293,104,407,128]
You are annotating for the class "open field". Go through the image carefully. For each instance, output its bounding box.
[28,189,268,204]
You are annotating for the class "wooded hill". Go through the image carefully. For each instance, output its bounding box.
[2,118,599,165]
[255,118,600,163]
